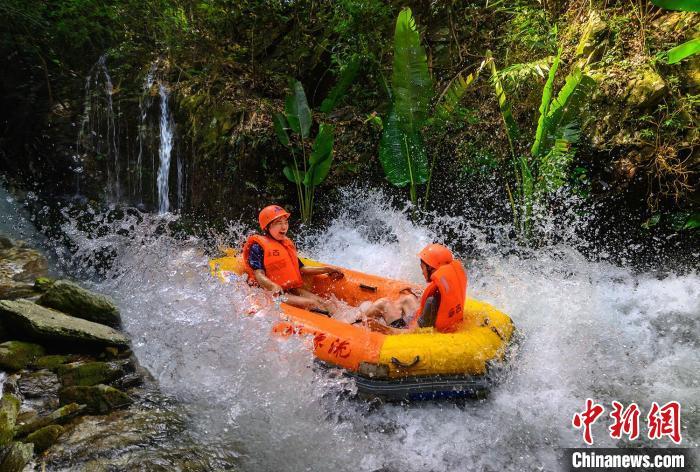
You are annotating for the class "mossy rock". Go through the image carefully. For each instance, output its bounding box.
[33,354,71,370]
[59,385,133,415]
[56,360,129,387]
[24,424,64,453]
[37,280,121,327]
[0,441,34,472]
[0,340,45,371]
[15,403,84,437]
[33,277,54,293]
[0,394,20,446]
[0,300,129,348]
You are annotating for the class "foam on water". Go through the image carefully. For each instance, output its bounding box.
[43,187,700,471]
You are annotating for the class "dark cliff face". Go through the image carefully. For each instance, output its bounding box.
[0,2,697,236]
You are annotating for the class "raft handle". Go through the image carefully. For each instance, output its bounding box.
[390,355,420,369]
[359,283,378,292]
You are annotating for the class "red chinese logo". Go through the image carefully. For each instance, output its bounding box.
[312,332,327,350]
[328,339,351,358]
[609,401,640,440]
[647,401,682,444]
[572,398,605,445]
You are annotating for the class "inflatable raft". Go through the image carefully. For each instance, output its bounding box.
[210,249,516,401]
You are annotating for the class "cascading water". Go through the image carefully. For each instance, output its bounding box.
[157,83,174,214]
[75,55,120,201]
[177,149,185,210]
[47,187,698,471]
[136,64,157,204]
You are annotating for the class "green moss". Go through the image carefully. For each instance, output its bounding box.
[59,385,133,414]
[33,354,71,370]
[57,361,127,387]
[0,341,45,371]
[0,394,21,446]
[24,424,64,453]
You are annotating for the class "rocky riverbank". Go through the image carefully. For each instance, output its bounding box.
[0,235,203,471]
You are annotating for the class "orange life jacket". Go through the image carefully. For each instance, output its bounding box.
[242,234,303,290]
[413,260,467,333]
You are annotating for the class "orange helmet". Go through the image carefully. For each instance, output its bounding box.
[418,243,454,269]
[258,205,290,230]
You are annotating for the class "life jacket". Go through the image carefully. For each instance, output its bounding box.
[242,234,303,290]
[413,260,467,333]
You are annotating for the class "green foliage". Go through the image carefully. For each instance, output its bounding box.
[650,0,700,12]
[499,57,554,91]
[664,37,700,64]
[488,44,596,237]
[276,81,335,223]
[379,108,428,189]
[320,55,361,113]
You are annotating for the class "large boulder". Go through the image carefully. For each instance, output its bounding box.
[0,394,20,445]
[0,340,45,371]
[0,300,129,348]
[37,280,121,327]
[59,385,133,414]
[622,67,668,110]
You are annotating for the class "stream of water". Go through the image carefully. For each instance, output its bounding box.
[27,187,695,471]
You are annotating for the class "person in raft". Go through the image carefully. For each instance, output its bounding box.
[363,243,467,333]
[242,205,343,314]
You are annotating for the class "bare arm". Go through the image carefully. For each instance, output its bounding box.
[253,269,283,295]
[300,266,344,280]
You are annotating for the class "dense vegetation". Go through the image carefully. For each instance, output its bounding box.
[0,0,697,236]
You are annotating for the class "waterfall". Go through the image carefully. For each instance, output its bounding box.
[157,83,174,214]
[136,64,156,204]
[75,55,120,201]
[177,149,184,209]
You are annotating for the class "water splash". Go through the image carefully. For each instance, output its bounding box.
[157,83,174,214]
[46,186,698,471]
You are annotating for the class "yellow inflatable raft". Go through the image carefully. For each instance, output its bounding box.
[210,249,516,401]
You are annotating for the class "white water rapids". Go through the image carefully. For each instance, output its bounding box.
[7,187,700,470]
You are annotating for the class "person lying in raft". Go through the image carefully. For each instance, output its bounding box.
[242,205,343,314]
[363,243,467,334]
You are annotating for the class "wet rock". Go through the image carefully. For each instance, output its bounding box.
[0,394,20,445]
[622,67,668,110]
[0,340,45,371]
[57,360,132,387]
[59,385,132,414]
[0,242,48,283]
[18,369,61,398]
[0,441,34,472]
[111,372,143,390]
[0,281,38,300]
[38,280,121,327]
[0,300,129,347]
[24,424,64,453]
[16,403,85,437]
[33,354,72,370]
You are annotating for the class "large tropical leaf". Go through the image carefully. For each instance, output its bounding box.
[320,56,361,113]
[273,113,289,147]
[666,37,700,64]
[305,124,334,186]
[285,80,312,139]
[392,8,432,134]
[650,0,700,12]
[379,109,429,187]
[531,48,561,158]
[283,165,304,184]
[487,51,519,153]
[546,68,596,142]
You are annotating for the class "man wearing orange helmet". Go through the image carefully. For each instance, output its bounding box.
[364,243,467,333]
[242,205,343,313]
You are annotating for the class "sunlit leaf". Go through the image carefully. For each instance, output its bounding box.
[666,37,700,64]
[285,80,312,138]
[650,0,700,12]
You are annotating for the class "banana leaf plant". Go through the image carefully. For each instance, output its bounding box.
[651,0,700,64]
[379,8,483,207]
[274,80,334,223]
[487,48,596,236]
